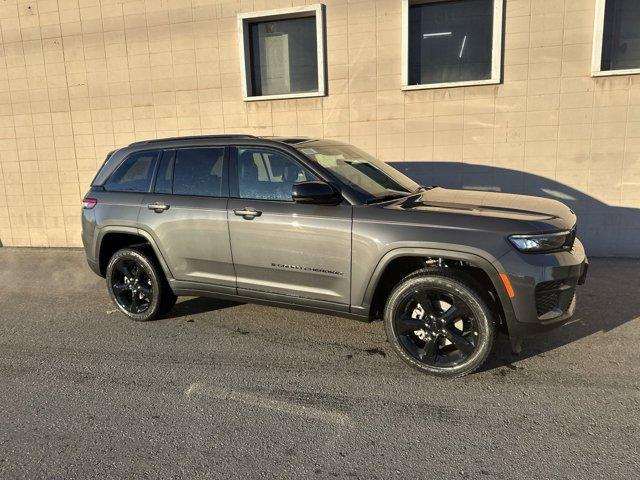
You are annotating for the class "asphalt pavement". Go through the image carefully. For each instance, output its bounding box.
[0,248,638,479]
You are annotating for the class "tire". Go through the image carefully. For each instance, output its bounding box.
[106,247,176,321]
[383,268,495,378]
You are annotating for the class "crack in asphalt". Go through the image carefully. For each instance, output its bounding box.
[184,382,354,428]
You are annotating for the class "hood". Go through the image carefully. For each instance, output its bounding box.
[381,187,576,232]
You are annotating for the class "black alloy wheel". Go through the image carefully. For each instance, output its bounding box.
[111,258,153,314]
[384,268,495,377]
[106,247,176,321]
[394,288,479,368]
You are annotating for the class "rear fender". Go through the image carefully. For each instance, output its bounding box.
[94,226,175,280]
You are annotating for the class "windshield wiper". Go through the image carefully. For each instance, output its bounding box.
[414,185,438,193]
[364,191,411,204]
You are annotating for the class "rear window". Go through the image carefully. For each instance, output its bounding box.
[172,148,226,197]
[104,151,160,193]
[91,150,116,186]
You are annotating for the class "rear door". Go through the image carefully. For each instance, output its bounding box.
[227,146,352,306]
[137,146,235,290]
[96,150,161,230]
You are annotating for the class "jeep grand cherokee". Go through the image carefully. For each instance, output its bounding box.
[82,135,588,377]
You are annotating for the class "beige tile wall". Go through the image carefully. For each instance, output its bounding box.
[0,0,638,255]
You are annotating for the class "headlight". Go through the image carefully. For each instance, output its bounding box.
[508,230,573,253]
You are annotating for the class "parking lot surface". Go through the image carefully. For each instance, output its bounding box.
[0,248,638,479]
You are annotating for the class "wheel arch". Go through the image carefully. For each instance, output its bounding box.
[359,247,517,334]
[96,226,173,280]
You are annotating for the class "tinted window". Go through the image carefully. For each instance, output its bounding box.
[237,148,317,201]
[173,148,225,197]
[154,151,174,194]
[105,151,159,192]
[249,16,318,96]
[601,0,640,71]
[408,0,493,85]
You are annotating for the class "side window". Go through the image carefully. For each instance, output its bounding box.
[173,147,226,197]
[154,151,174,194]
[237,148,317,201]
[105,151,159,193]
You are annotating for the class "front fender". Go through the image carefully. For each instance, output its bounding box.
[353,246,517,335]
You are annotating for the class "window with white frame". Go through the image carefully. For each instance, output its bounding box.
[592,0,640,76]
[401,0,503,90]
[238,5,326,101]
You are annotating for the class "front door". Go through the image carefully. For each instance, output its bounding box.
[227,147,352,305]
[137,147,235,290]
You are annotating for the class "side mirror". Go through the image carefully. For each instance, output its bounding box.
[292,181,341,205]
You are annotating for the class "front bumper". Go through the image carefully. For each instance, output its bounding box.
[494,238,588,337]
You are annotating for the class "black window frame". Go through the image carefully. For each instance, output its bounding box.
[103,149,162,193]
[152,149,175,195]
[150,146,230,199]
[229,145,319,203]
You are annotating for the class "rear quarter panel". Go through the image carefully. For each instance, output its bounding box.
[83,191,144,261]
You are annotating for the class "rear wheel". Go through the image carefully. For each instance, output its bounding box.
[106,247,176,321]
[384,268,495,377]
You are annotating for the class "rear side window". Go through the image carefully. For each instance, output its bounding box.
[173,148,226,197]
[105,150,160,192]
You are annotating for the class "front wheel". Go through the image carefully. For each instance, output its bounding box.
[106,247,176,321]
[384,269,495,378]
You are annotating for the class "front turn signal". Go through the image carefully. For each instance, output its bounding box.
[499,273,515,298]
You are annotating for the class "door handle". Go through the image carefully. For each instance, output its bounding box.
[148,202,170,213]
[234,208,262,219]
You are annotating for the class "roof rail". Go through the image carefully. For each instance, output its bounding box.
[129,134,258,146]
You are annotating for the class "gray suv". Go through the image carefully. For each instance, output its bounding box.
[82,135,588,377]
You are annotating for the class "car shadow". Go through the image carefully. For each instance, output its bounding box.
[390,161,640,369]
[162,296,242,320]
[390,161,640,257]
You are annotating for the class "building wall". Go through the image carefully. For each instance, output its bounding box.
[0,0,638,256]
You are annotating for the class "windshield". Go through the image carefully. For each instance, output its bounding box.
[296,143,420,200]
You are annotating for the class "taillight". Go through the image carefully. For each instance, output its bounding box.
[82,197,97,209]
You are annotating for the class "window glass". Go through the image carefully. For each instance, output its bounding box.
[154,151,174,194]
[408,0,493,85]
[249,16,318,96]
[297,144,418,199]
[237,148,317,201]
[173,148,225,197]
[105,151,159,192]
[601,0,640,71]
